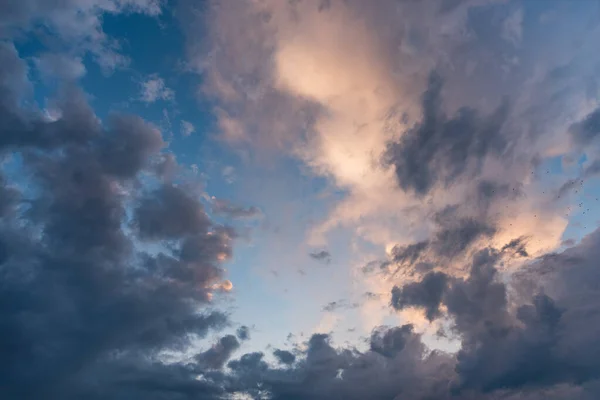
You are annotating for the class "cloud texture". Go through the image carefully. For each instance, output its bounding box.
[3,0,600,399]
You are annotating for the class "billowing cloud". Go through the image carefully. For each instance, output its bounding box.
[0,41,237,399]
[4,0,600,399]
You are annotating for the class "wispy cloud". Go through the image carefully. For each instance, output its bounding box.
[180,120,195,136]
[139,74,174,103]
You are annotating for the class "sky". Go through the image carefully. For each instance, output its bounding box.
[3,0,600,399]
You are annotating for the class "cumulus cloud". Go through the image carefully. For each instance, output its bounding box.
[0,42,239,399]
[321,299,359,313]
[273,349,296,365]
[196,334,241,370]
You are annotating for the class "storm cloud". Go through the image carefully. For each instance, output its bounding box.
[0,43,236,399]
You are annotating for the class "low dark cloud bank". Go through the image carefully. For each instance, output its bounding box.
[217,230,600,400]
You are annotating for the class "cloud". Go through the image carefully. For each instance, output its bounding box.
[385,72,509,196]
[236,326,250,341]
[391,271,449,321]
[34,53,86,81]
[133,184,211,240]
[1,0,165,72]
[219,228,600,399]
[309,250,332,263]
[188,0,577,273]
[196,334,240,370]
[211,198,262,219]
[0,43,238,399]
[321,299,359,313]
[139,75,175,103]
[181,120,195,136]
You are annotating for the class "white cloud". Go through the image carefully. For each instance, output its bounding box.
[502,7,524,46]
[139,75,174,103]
[181,120,195,137]
[221,166,235,184]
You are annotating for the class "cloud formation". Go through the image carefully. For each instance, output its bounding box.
[219,229,600,399]
[0,39,237,399]
[4,0,600,399]
[172,0,600,397]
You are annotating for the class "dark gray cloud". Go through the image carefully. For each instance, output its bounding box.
[390,240,429,266]
[556,158,600,198]
[0,45,234,400]
[570,107,600,146]
[196,334,241,370]
[273,349,296,365]
[236,325,250,341]
[309,249,331,263]
[432,217,496,258]
[391,271,449,321]
[221,326,453,400]
[501,236,529,258]
[385,72,510,196]
[228,351,267,372]
[382,216,495,279]
[214,231,600,399]
[321,299,359,313]
[369,324,415,358]
[133,184,211,241]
